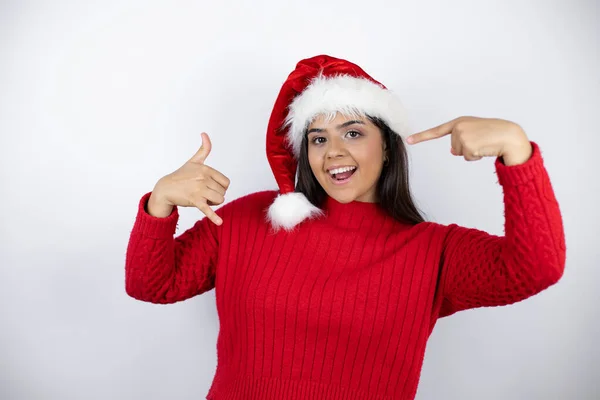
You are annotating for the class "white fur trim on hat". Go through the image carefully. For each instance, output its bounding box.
[266,192,324,232]
[283,74,410,157]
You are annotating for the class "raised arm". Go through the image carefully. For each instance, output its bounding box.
[125,192,222,304]
[437,141,566,316]
[406,116,566,317]
[125,132,231,304]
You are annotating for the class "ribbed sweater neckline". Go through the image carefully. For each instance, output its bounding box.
[321,195,391,231]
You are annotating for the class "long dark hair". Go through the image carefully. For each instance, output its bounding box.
[294,115,426,225]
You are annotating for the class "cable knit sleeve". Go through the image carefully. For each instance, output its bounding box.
[437,141,566,317]
[125,191,222,304]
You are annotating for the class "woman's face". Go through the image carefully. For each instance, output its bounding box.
[307,112,386,203]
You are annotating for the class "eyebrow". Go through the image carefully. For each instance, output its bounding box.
[306,120,365,135]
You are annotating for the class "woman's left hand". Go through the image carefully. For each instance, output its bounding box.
[406,116,533,166]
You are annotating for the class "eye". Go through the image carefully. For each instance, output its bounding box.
[311,136,326,145]
[346,130,362,138]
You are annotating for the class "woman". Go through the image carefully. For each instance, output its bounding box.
[125,55,566,400]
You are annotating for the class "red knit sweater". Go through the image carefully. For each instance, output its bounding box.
[125,141,565,400]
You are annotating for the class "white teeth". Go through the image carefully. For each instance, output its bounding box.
[328,166,356,175]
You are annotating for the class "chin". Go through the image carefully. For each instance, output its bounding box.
[323,188,360,203]
[318,175,373,203]
[331,193,354,203]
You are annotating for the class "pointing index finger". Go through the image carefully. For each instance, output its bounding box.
[407,118,459,144]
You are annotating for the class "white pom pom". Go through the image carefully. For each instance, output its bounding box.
[266,192,324,232]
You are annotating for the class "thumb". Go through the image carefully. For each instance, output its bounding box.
[189,132,212,164]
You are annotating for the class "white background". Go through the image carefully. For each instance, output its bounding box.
[1,1,598,399]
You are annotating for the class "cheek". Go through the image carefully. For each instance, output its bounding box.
[354,146,384,182]
[356,145,383,169]
[307,148,322,176]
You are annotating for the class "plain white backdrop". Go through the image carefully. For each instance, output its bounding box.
[1,1,598,399]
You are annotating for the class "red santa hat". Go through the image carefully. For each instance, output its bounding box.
[265,54,409,232]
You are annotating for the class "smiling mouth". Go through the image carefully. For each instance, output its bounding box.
[328,167,357,185]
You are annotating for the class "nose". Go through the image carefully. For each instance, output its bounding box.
[326,137,347,159]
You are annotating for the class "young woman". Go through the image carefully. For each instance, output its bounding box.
[125,54,566,400]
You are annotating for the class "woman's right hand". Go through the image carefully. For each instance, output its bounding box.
[147,132,230,225]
